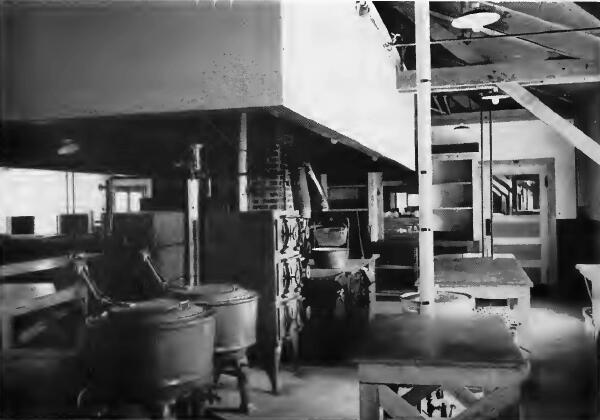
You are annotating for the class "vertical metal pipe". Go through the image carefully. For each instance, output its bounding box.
[72,172,76,214]
[480,110,485,257]
[415,0,435,315]
[187,144,204,286]
[239,112,248,212]
[489,110,494,258]
[65,172,70,214]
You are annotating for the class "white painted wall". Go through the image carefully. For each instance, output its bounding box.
[5,1,282,120]
[280,1,415,170]
[433,119,577,219]
[0,168,108,235]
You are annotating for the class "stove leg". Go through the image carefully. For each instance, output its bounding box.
[237,361,250,413]
[266,343,281,395]
[290,327,300,371]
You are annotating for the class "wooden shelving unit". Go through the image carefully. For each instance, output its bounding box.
[432,150,481,253]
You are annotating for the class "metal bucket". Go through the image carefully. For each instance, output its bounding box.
[314,226,348,247]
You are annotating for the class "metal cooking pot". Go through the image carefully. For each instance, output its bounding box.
[85,298,215,402]
[312,247,350,269]
[169,284,258,353]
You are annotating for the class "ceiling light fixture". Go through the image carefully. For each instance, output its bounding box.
[451,4,500,33]
[454,124,470,130]
[57,138,80,156]
[481,94,510,105]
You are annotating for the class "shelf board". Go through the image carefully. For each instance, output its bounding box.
[433,207,473,210]
[433,181,472,186]
[328,184,366,189]
[326,208,368,212]
[435,240,475,246]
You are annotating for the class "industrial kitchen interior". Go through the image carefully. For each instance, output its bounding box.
[2,1,600,419]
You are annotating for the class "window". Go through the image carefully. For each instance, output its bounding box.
[111,178,152,213]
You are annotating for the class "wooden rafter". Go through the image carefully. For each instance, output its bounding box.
[432,109,536,126]
[397,59,600,92]
[498,82,600,165]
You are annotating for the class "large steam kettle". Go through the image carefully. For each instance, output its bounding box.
[170,283,258,353]
[72,258,216,404]
[140,251,258,354]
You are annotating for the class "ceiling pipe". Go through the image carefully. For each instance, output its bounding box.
[416,0,435,316]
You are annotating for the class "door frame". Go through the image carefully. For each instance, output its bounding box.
[482,158,557,286]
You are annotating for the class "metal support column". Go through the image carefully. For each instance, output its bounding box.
[239,113,248,212]
[416,0,435,315]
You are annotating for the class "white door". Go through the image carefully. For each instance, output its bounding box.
[482,159,557,286]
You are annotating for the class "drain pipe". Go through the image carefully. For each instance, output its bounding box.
[416,0,435,316]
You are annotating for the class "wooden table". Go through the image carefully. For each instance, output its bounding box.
[310,256,379,320]
[0,253,101,278]
[0,253,99,350]
[355,313,529,420]
[433,255,533,329]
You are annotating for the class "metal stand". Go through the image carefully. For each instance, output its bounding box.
[214,349,251,413]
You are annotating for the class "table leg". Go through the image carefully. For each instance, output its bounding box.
[516,289,531,329]
[366,261,377,321]
[359,383,380,420]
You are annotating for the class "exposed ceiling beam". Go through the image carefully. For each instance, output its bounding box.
[572,3,600,27]
[432,108,537,126]
[498,82,600,165]
[450,95,476,111]
[492,175,512,194]
[509,2,600,29]
[429,10,570,57]
[397,59,600,92]
[481,2,600,59]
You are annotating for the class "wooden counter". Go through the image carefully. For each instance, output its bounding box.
[432,255,533,329]
[355,313,529,420]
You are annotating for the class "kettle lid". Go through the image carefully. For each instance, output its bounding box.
[172,283,258,305]
[107,297,208,324]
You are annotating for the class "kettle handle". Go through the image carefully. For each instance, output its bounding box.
[140,249,170,291]
[71,255,133,310]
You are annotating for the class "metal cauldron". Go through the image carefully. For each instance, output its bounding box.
[170,284,258,353]
[85,298,215,402]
